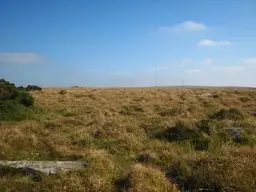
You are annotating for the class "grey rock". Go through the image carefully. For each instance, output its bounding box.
[225,127,248,143]
[225,127,243,139]
[0,161,85,174]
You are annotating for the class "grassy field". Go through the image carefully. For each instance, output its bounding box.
[0,86,256,191]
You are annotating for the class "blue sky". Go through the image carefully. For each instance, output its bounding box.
[0,0,256,87]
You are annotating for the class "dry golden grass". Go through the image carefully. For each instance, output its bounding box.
[127,164,179,192]
[0,86,255,191]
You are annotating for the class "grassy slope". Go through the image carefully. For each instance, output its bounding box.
[0,87,255,191]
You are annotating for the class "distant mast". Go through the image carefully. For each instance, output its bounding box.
[155,68,158,87]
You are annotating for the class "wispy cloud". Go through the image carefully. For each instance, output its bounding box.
[181,59,193,63]
[198,39,230,47]
[200,59,213,65]
[156,65,171,71]
[181,59,213,66]
[159,21,207,33]
[186,69,202,74]
[242,58,256,63]
[221,66,244,71]
[0,52,46,64]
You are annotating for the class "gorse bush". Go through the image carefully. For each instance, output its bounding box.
[26,85,42,92]
[0,101,29,121]
[0,79,18,100]
[18,91,34,107]
[0,79,35,121]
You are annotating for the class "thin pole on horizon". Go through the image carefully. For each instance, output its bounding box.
[155,68,159,105]
[155,68,158,87]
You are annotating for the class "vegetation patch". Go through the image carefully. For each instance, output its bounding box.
[0,79,36,121]
[117,164,179,192]
[59,90,67,95]
[136,151,159,164]
[0,86,255,191]
[210,108,247,120]
[196,119,217,135]
[119,104,145,115]
[154,121,199,142]
[158,108,179,117]
[239,96,251,102]
[25,85,42,92]
[191,138,210,151]
[166,156,256,192]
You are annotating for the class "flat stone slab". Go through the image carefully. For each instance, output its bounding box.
[0,161,85,174]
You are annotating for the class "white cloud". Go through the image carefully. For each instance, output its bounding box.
[181,59,213,66]
[156,65,171,71]
[182,62,255,87]
[186,69,202,74]
[0,53,45,64]
[242,58,256,63]
[198,39,230,47]
[221,66,244,71]
[182,59,193,63]
[200,59,213,65]
[159,21,206,33]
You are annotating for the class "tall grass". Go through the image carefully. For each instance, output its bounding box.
[0,86,255,191]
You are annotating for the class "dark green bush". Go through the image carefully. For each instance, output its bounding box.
[155,121,199,142]
[197,119,216,135]
[191,139,210,151]
[18,91,34,107]
[0,79,18,100]
[0,101,31,121]
[26,85,42,91]
[210,108,246,120]
[239,97,250,102]
[0,79,35,121]
[212,94,219,99]
[166,157,255,191]
[59,90,67,95]
[17,86,26,91]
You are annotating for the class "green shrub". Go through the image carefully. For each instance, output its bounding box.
[0,79,36,121]
[0,79,18,100]
[166,156,256,191]
[17,86,26,91]
[191,139,210,151]
[155,121,199,142]
[212,94,219,99]
[239,97,250,102]
[18,91,34,107]
[59,90,67,95]
[0,101,31,121]
[26,85,42,91]
[210,108,246,120]
[197,119,216,135]
[217,131,232,143]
